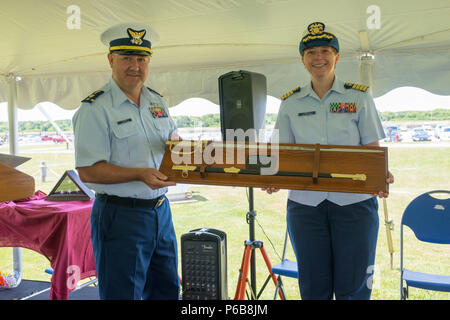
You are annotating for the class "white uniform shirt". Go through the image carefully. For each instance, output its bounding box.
[274,77,385,206]
[73,77,177,199]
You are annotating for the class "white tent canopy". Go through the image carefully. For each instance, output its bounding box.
[1,0,450,111]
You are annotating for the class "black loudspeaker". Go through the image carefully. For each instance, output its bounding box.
[218,70,267,141]
[181,228,227,300]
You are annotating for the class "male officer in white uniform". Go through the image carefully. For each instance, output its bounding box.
[266,22,394,300]
[72,23,180,300]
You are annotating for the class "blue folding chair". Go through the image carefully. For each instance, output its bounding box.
[400,190,450,299]
[272,228,298,299]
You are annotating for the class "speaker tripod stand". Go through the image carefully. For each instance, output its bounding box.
[234,187,284,300]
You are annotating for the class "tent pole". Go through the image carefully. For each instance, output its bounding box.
[7,74,19,155]
[358,30,374,90]
[359,53,374,90]
[359,54,395,269]
[7,74,23,288]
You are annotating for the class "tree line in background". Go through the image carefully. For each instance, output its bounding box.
[0,109,448,133]
[379,108,449,122]
[0,119,73,134]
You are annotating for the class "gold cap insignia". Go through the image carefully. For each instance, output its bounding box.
[308,22,325,35]
[127,28,146,45]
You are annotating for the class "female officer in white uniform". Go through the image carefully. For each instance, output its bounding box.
[267,22,394,300]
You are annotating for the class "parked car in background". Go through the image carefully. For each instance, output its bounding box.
[0,135,8,145]
[434,124,450,139]
[52,136,71,143]
[412,128,431,141]
[384,125,402,142]
[41,135,53,141]
[439,127,450,141]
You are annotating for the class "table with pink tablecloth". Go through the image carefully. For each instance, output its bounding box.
[0,191,96,300]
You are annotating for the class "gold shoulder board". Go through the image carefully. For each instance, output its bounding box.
[344,82,368,92]
[81,90,104,103]
[281,87,301,100]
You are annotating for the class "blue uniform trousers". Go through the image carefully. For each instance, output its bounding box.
[90,195,180,300]
[286,197,379,300]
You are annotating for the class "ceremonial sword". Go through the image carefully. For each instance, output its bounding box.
[171,165,366,181]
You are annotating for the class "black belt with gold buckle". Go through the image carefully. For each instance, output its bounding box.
[96,194,165,208]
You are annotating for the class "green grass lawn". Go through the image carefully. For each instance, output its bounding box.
[1,142,449,300]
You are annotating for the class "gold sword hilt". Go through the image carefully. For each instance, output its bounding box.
[330,173,367,181]
[172,165,197,178]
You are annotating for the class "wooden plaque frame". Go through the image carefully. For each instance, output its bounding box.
[0,162,35,202]
[159,140,388,194]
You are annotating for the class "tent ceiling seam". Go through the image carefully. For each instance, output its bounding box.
[376,28,450,52]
